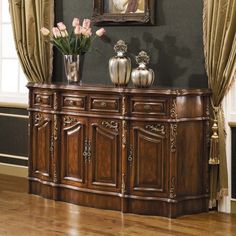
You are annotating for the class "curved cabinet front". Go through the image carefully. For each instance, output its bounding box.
[27,83,210,218]
[129,122,168,197]
[30,112,53,182]
[60,116,87,188]
[88,118,121,193]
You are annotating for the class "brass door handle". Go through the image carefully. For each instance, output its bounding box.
[87,140,91,163]
[83,139,88,161]
[128,146,133,162]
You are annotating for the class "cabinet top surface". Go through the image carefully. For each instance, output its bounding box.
[27,83,210,96]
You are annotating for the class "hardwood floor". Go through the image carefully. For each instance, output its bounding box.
[0,174,236,236]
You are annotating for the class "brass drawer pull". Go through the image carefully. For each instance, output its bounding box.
[36,96,42,103]
[65,98,84,108]
[35,94,50,106]
[68,100,74,106]
[144,104,151,110]
[100,102,107,108]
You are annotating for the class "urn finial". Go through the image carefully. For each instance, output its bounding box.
[135,51,150,66]
[114,40,128,56]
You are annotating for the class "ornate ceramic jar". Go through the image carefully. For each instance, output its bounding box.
[131,51,154,88]
[109,40,131,87]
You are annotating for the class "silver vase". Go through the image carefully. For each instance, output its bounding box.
[64,55,85,84]
[109,40,131,87]
[131,51,154,88]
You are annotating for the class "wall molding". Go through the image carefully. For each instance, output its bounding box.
[231,200,236,214]
[0,163,28,177]
[0,152,28,160]
[0,102,27,109]
[229,122,236,127]
[0,112,28,119]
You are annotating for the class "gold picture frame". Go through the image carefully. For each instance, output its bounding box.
[92,0,156,25]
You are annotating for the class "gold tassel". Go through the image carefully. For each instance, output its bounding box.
[209,120,220,165]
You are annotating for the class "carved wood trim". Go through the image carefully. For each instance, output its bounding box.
[63,116,78,127]
[54,92,58,110]
[121,173,126,196]
[122,96,126,116]
[170,124,177,152]
[145,124,165,136]
[50,135,54,155]
[175,89,182,95]
[170,176,176,199]
[206,103,210,117]
[34,113,44,125]
[53,115,58,183]
[102,121,119,132]
[53,163,57,183]
[54,115,58,141]
[170,99,177,119]
[122,120,127,148]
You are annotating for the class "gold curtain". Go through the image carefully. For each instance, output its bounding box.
[8,0,54,83]
[203,0,236,208]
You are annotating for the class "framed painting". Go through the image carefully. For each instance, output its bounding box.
[92,0,156,25]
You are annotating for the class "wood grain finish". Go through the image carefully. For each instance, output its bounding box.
[33,90,53,109]
[130,122,167,195]
[31,113,53,182]
[27,83,210,218]
[1,174,236,236]
[131,98,168,116]
[90,96,120,113]
[61,116,86,187]
[62,94,86,110]
[89,119,121,191]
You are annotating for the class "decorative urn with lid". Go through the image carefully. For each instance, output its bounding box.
[131,51,155,88]
[109,40,131,87]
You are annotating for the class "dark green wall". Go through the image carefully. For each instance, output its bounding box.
[0,107,28,167]
[53,0,207,88]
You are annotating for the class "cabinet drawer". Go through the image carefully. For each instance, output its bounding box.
[33,91,53,108]
[131,99,168,116]
[90,96,120,113]
[62,95,86,111]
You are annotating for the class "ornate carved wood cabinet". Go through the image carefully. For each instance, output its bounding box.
[27,83,210,218]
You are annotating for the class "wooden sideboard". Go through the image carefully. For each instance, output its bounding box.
[27,83,210,218]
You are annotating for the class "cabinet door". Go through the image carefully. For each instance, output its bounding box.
[30,113,53,182]
[61,116,87,187]
[129,122,168,197]
[88,119,121,192]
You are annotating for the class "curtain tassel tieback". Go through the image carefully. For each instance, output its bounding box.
[209,119,220,165]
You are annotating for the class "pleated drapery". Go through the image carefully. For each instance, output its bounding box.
[203,0,236,208]
[8,0,54,83]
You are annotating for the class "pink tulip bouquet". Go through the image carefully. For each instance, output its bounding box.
[41,18,105,55]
